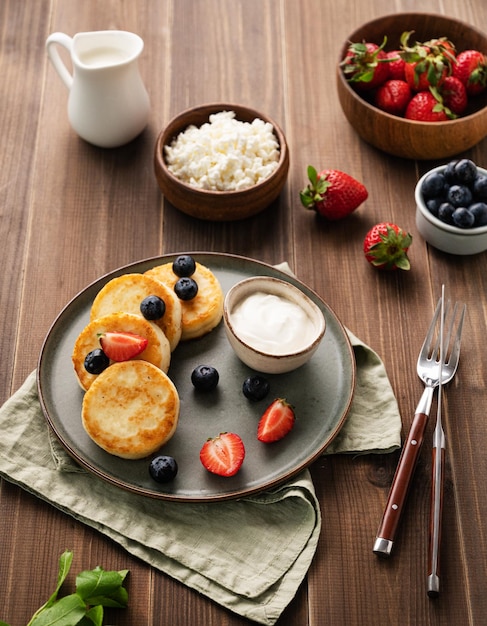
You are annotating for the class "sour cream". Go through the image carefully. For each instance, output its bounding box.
[230,292,317,355]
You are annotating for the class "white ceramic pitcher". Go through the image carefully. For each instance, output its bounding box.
[46,30,150,148]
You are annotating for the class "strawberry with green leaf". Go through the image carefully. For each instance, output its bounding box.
[341,37,391,90]
[404,90,453,122]
[364,222,412,271]
[400,31,455,92]
[438,76,468,115]
[300,166,368,220]
[452,49,487,96]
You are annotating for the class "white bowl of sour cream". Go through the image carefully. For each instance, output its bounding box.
[223,276,326,374]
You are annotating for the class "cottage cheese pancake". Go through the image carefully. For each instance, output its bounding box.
[90,273,182,351]
[145,262,224,340]
[72,312,171,391]
[82,360,180,459]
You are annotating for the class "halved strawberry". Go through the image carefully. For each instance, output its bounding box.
[257,398,295,443]
[99,331,148,362]
[199,432,245,477]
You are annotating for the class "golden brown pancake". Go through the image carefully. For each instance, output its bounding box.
[90,273,182,351]
[72,312,171,391]
[81,360,179,459]
[145,262,223,340]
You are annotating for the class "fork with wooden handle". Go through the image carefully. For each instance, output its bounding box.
[373,297,465,558]
[427,297,466,596]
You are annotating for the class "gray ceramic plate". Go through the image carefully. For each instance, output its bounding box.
[38,253,355,502]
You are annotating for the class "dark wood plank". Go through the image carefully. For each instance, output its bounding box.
[0,1,52,399]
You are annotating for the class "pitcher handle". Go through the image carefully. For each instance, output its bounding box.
[46,32,74,89]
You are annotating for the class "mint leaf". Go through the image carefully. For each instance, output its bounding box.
[76,567,129,607]
[82,586,128,609]
[26,551,74,625]
[78,606,103,626]
[10,552,129,626]
[51,551,74,603]
[29,594,86,626]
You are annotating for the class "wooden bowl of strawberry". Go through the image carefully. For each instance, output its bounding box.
[336,13,487,160]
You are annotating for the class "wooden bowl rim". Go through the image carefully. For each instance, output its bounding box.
[154,102,289,198]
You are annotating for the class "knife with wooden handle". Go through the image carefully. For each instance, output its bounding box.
[427,285,445,597]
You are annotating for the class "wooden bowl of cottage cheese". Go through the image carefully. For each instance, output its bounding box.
[154,103,289,221]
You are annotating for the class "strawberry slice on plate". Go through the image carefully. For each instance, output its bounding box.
[200,432,245,477]
[257,398,295,443]
[99,331,148,362]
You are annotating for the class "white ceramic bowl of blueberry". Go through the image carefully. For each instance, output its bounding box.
[223,276,326,374]
[415,159,487,255]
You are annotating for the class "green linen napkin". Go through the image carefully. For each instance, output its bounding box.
[0,262,401,625]
[0,337,400,626]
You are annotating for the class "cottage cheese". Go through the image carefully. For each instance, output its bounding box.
[164,111,280,191]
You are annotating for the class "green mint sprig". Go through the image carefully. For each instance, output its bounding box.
[0,550,129,626]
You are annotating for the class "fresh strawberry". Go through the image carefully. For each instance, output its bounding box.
[438,76,468,115]
[386,50,406,80]
[452,49,487,96]
[199,432,245,477]
[403,58,448,91]
[99,331,148,362]
[375,79,412,116]
[400,31,453,91]
[257,398,295,443]
[341,38,390,90]
[363,222,412,271]
[404,91,451,122]
[300,166,368,220]
[423,37,457,61]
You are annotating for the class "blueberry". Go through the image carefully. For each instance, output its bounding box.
[172,255,196,277]
[421,171,446,198]
[242,375,270,401]
[469,202,487,227]
[443,160,459,183]
[452,207,475,229]
[140,295,166,320]
[473,175,487,201]
[447,185,473,208]
[149,455,178,483]
[191,365,219,391]
[174,277,198,300]
[84,349,109,374]
[426,197,443,217]
[438,202,455,224]
[453,159,477,186]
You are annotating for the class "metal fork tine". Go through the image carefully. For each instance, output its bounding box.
[438,300,453,361]
[446,303,466,367]
[430,299,451,362]
[421,298,441,361]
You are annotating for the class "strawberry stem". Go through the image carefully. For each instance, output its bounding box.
[299,165,331,210]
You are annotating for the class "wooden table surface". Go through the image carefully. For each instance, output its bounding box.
[1,1,487,624]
